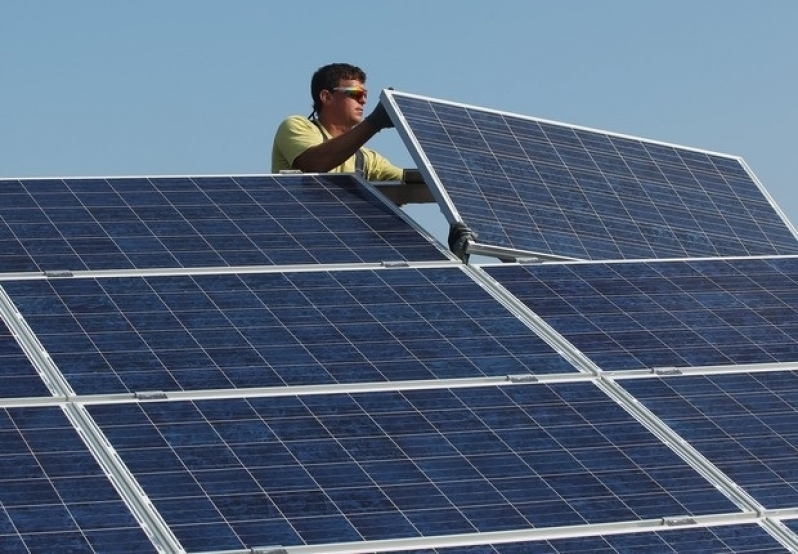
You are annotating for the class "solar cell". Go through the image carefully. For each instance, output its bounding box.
[486,256,798,371]
[622,371,798,509]
[0,406,156,553]
[385,90,798,261]
[1,266,575,395]
[0,174,447,272]
[87,383,740,551]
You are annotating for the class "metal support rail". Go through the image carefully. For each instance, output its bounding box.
[0,285,185,554]
[195,512,761,554]
[0,287,74,397]
[462,264,601,377]
[62,403,184,553]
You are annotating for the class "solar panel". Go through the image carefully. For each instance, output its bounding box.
[0,174,448,272]
[384,90,798,261]
[0,406,157,553]
[86,383,741,551]
[486,256,798,371]
[621,370,798,509]
[1,266,576,395]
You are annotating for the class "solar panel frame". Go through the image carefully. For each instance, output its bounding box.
[0,315,52,399]
[386,523,792,553]
[383,90,798,261]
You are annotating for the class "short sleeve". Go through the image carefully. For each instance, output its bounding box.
[271,116,323,172]
[363,148,403,181]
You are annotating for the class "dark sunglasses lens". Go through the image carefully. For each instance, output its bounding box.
[345,90,366,101]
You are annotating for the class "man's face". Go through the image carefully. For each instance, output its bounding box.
[327,78,367,126]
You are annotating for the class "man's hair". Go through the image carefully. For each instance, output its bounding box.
[310,63,367,117]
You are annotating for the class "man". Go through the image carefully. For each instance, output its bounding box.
[271,62,405,181]
[272,63,472,260]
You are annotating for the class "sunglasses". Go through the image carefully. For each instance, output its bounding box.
[332,86,368,102]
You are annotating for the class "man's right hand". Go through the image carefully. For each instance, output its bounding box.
[365,101,394,132]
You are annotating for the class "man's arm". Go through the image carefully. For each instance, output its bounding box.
[293,122,378,173]
[294,102,394,173]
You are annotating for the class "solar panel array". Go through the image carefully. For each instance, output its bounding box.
[2,93,798,554]
[385,90,798,261]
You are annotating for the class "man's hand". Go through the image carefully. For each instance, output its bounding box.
[365,101,394,132]
[448,222,476,262]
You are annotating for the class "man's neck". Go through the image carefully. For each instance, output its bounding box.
[317,115,353,138]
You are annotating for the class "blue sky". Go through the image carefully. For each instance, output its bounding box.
[2,1,796,243]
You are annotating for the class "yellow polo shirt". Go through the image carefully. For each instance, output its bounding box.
[271,115,403,181]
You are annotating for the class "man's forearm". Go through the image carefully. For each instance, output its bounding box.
[293,123,378,173]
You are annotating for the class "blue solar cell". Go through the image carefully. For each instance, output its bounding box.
[0,406,156,552]
[2,267,576,394]
[386,91,798,260]
[0,174,446,272]
[486,256,798,371]
[622,371,798,509]
[87,383,739,550]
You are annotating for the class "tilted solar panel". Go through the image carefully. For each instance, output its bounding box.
[0,174,447,272]
[486,256,798,371]
[87,383,740,551]
[384,90,798,261]
[1,267,576,395]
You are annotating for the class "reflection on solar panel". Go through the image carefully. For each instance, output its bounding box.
[0,174,447,272]
[622,371,798,509]
[385,90,798,261]
[486,256,798,371]
[2,267,574,395]
[87,383,739,550]
[0,406,156,553]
